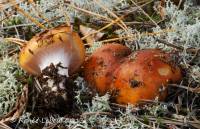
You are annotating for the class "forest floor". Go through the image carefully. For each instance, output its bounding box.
[0,0,200,129]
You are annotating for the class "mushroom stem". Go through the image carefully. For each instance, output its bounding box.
[5,38,27,47]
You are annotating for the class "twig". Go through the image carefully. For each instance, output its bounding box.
[156,39,200,53]
[156,39,184,50]
[169,84,200,94]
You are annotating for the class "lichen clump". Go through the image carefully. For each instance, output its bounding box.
[0,42,23,117]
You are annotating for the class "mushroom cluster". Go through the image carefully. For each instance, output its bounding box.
[18,25,182,106]
[84,43,182,105]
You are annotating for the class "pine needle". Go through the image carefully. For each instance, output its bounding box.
[100,28,175,43]
[81,0,153,40]
[5,38,27,47]
[93,0,129,34]
[130,0,159,27]
[10,1,47,29]
[28,0,53,27]
[65,3,126,32]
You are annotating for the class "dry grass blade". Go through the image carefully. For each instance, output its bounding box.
[5,38,27,47]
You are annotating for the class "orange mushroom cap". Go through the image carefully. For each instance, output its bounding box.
[84,44,182,105]
[111,49,182,105]
[19,25,85,76]
[84,43,131,94]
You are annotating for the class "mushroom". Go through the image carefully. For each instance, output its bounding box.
[17,25,85,114]
[19,25,85,76]
[84,43,131,94]
[111,49,182,105]
[83,44,182,105]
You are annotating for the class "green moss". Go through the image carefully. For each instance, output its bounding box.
[4,17,23,26]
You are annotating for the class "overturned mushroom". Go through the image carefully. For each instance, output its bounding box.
[19,25,85,76]
[16,25,85,114]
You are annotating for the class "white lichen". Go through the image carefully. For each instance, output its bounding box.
[0,54,23,116]
[86,41,103,54]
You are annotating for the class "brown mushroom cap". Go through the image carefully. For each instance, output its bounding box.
[19,25,85,76]
[111,49,182,105]
[84,43,131,94]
